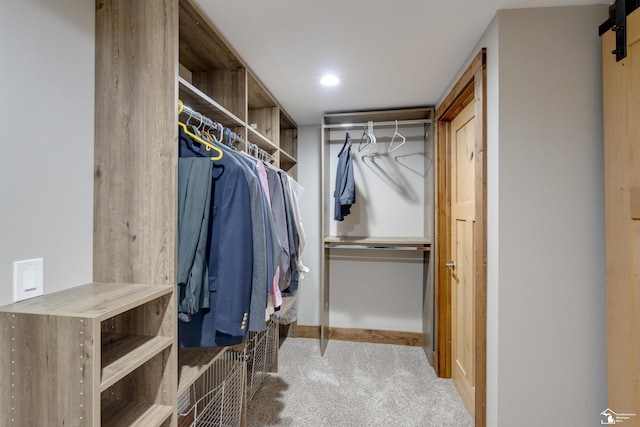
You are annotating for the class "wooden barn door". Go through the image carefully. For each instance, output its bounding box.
[602,6,640,424]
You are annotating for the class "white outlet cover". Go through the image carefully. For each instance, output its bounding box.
[13,258,43,302]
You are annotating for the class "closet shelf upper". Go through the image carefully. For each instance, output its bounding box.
[178,0,298,173]
[179,77,244,129]
[323,108,433,127]
[248,125,279,153]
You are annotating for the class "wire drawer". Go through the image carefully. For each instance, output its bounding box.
[244,319,278,400]
[178,349,246,427]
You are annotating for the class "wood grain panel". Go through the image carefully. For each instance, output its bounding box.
[192,69,247,121]
[101,399,174,427]
[451,100,476,418]
[0,313,94,425]
[101,334,174,391]
[603,12,640,422]
[280,129,298,159]
[248,71,277,109]
[95,1,178,424]
[297,325,423,346]
[94,0,178,286]
[248,107,279,143]
[178,0,243,71]
[0,282,171,319]
[473,62,488,426]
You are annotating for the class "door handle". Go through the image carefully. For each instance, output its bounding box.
[445,261,456,270]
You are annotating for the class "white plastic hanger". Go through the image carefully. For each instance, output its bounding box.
[387,120,405,153]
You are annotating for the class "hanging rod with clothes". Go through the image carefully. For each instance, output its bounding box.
[178,100,246,147]
[323,118,431,129]
[247,141,275,163]
[178,100,224,135]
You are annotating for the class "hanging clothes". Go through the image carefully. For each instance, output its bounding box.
[175,109,308,347]
[177,157,213,321]
[178,127,253,347]
[334,132,355,221]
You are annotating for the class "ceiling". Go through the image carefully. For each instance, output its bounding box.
[194,0,609,126]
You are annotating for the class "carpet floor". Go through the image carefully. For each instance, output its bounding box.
[247,338,474,427]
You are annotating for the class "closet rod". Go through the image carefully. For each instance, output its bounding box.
[323,119,431,129]
[325,244,430,251]
[178,101,246,146]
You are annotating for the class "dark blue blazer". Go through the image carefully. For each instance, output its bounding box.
[177,128,253,347]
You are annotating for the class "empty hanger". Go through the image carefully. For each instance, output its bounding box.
[358,121,376,153]
[387,120,406,153]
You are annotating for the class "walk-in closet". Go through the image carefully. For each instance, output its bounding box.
[0,1,615,426]
[320,109,435,362]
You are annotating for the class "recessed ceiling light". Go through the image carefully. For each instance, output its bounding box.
[320,74,339,86]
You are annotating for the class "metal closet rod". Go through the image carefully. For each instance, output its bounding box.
[323,118,432,129]
[178,101,246,146]
[325,244,430,251]
[248,141,275,163]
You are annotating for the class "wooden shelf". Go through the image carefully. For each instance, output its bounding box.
[101,399,174,427]
[177,0,297,174]
[324,236,432,246]
[0,282,171,319]
[248,71,277,109]
[323,107,433,126]
[0,282,175,425]
[101,333,173,391]
[177,347,228,395]
[179,77,244,128]
[178,0,242,71]
[279,149,297,171]
[248,126,279,152]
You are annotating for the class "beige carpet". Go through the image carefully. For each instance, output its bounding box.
[247,338,474,427]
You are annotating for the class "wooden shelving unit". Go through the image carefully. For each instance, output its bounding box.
[0,1,297,425]
[320,108,435,357]
[0,282,174,426]
[178,0,298,174]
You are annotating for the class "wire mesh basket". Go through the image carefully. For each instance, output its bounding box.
[178,348,246,427]
[243,319,278,400]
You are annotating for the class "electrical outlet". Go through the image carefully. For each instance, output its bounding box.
[13,258,43,302]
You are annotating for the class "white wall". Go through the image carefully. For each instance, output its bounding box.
[296,125,322,326]
[0,0,95,306]
[297,123,428,332]
[496,6,607,425]
[441,5,607,426]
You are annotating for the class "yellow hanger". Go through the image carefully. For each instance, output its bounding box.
[177,100,223,161]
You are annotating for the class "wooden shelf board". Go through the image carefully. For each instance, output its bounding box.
[101,399,174,427]
[179,77,245,128]
[0,282,172,319]
[279,149,297,164]
[324,107,433,126]
[324,236,432,246]
[280,109,296,130]
[177,347,227,395]
[247,126,278,152]
[247,71,277,109]
[101,333,173,391]
[178,0,242,72]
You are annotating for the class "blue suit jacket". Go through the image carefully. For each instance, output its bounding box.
[177,128,253,347]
